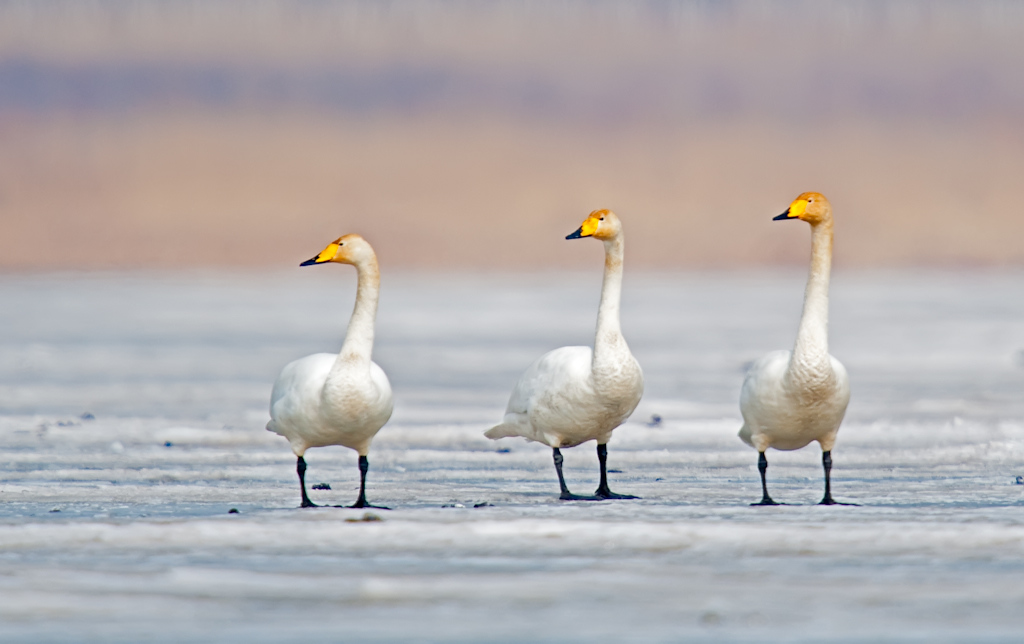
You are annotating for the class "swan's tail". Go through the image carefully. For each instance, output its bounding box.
[737,422,754,447]
[484,423,518,440]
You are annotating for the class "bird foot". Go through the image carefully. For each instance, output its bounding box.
[595,488,639,500]
[300,500,320,508]
[347,500,391,510]
[819,497,859,506]
[559,492,604,501]
[751,497,781,506]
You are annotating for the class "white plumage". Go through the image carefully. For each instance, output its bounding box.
[267,234,393,508]
[739,192,852,505]
[739,350,850,452]
[486,210,644,500]
[269,353,392,456]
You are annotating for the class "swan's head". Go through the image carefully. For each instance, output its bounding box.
[300,234,375,267]
[566,209,621,241]
[774,192,831,225]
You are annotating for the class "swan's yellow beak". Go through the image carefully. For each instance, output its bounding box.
[774,198,808,221]
[566,213,601,239]
[300,239,341,266]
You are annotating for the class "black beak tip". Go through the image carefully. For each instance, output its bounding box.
[299,257,320,266]
[566,227,584,240]
[772,211,793,221]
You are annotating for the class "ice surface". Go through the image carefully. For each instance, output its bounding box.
[1,270,1023,642]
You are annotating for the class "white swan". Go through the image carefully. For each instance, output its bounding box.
[739,192,852,505]
[486,210,644,500]
[267,234,393,508]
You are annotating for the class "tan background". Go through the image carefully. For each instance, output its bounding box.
[1,1,1023,270]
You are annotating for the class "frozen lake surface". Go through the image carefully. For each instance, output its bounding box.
[1,269,1024,642]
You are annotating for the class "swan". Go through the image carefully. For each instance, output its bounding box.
[267,234,393,509]
[485,210,644,501]
[739,192,852,506]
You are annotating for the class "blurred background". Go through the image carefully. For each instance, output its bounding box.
[2,0,1023,271]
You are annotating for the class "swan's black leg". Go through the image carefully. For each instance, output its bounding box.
[350,455,390,510]
[594,443,638,499]
[751,451,779,506]
[297,456,318,508]
[819,450,836,505]
[554,448,602,501]
[818,451,858,506]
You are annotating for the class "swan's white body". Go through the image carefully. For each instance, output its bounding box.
[739,350,849,452]
[267,235,393,459]
[739,195,849,455]
[487,343,643,448]
[486,212,643,450]
[268,353,392,457]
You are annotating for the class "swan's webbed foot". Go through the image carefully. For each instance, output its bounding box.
[559,491,604,502]
[343,455,391,510]
[818,496,858,506]
[348,499,391,510]
[751,496,780,507]
[595,486,639,500]
[594,443,639,500]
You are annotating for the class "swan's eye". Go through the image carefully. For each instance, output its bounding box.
[339,242,344,246]
[599,217,605,221]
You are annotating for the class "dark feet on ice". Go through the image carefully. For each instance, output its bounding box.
[344,455,390,509]
[559,491,604,501]
[819,451,858,505]
[594,443,639,500]
[751,451,780,506]
[299,454,391,509]
[818,496,859,506]
[594,486,639,500]
[345,499,391,510]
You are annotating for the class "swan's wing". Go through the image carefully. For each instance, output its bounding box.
[368,360,395,422]
[505,346,592,414]
[739,350,791,421]
[737,350,790,450]
[830,355,852,410]
[739,350,789,399]
[486,346,592,442]
[267,353,336,436]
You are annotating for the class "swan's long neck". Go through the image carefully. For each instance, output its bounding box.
[789,218,833,380]
[593,235,628,370]
[336,256,380,367]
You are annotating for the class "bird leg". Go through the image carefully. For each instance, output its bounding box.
[349,455,390,510]
[751,451,779,506]
[818,450,857,506]
[553,448,602,501]
[819,450,836,505]
[594,443,638,499]
[297,456,318,508]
